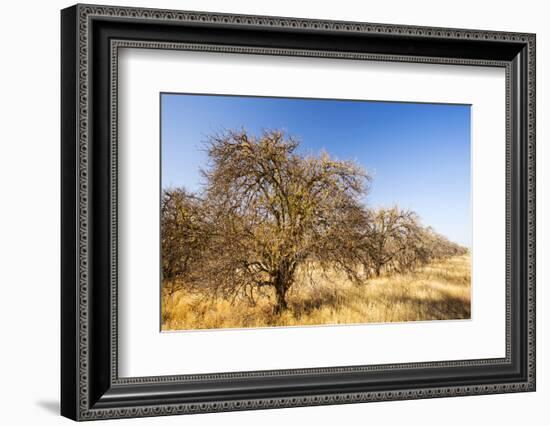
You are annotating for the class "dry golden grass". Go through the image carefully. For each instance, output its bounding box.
[161,254,471,331]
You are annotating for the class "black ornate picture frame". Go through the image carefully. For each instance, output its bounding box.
[61,4,536,421]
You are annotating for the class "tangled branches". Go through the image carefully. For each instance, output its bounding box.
[162,129,467,312]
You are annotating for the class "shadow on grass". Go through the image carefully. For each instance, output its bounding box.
[373,294,470,320]
[289,287,349,317]
[288,290,469,321]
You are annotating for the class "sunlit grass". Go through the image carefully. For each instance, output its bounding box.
[161,254,471,331]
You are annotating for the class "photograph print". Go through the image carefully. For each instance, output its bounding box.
[161,94,471,331]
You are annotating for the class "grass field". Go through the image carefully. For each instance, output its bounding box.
[161,254,471,331]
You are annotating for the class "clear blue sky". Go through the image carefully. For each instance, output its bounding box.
[161,93,471,247]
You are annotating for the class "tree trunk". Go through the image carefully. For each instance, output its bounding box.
[272,260,293,313]
[274,284,288,314]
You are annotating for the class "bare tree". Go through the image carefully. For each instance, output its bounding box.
[161,129,468,312]
[161,188,209,296]
[359,207,420,276]
[196,129,371,312]
[356,206,468,277]
[419,226,468,261]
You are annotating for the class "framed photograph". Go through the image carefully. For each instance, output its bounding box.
[61,4,536,421]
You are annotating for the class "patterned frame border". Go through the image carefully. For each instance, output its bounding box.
[72,4,535,420]
[109,40,512,384]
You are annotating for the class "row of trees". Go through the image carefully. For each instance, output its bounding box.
[162,129,467,312]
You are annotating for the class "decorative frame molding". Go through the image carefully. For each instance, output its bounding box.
[61,4,535,421]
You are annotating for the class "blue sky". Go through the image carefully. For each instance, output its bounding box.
[161,93,471,247]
